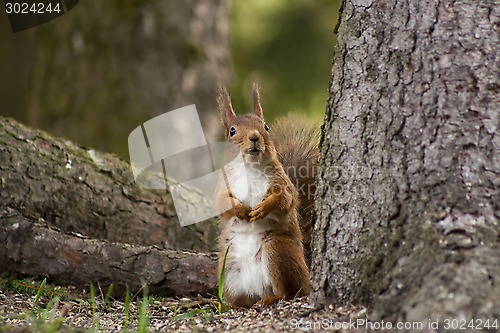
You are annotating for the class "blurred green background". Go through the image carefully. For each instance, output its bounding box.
[228,0,337,122]
[0,0,339,159]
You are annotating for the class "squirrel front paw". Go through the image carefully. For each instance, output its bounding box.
[232,203,251,221]
[249,202,269,222]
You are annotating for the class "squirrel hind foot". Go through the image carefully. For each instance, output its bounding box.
[255,295,283,307]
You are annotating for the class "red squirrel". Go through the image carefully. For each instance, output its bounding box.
[215,84,319,307]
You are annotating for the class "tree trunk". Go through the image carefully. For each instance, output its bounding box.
[0,116,219,295]
[0,217,217,297]
[312,0,499,328]
[0,116,219,252]
[1,0,230,158]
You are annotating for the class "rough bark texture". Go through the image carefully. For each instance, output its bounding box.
[0,116,219,252]
[0,116,220,295]
[0,217,217,297]
[312,0,499,328]
[1,0,230,157]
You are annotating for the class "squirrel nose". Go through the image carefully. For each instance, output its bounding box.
[249,131,260,143]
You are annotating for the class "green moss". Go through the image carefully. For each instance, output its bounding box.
[0,276,67,300]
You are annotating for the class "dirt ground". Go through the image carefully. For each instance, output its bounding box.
[0,286,370,332]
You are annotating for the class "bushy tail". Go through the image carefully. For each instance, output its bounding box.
[272,115,320,263]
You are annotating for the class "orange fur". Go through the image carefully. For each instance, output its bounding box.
[215,85,310,308]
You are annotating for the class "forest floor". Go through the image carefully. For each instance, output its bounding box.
[0,277,370,332]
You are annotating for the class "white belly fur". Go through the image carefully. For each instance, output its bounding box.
[223,160,272,299]
[225,224,271,299]
[225,160,269,209]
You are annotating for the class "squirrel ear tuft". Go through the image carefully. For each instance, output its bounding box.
[252,83,263,119]
[217,86,236,133]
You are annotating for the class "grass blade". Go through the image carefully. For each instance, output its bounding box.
[89,282,96,317]
[217,246,230,313]
[89,282,101,330]
[138,278,149,333]
[31,278,47,312]
[103,283,113,311]
[122,285,131,332]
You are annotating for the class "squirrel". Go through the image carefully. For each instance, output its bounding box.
[215,83,319,308]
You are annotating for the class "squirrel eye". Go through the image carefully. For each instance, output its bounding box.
[229,127,236,137]
[264,123,269,132]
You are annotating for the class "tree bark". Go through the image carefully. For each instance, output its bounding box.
[312,0,499,328]
[0,217,217,297]
[0,116,219,295]
[0,116,219,251]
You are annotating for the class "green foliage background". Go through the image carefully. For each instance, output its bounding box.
[229,0,339,123]
[0,0,340,156]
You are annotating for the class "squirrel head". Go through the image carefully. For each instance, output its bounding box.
[218,83,276,162]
